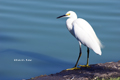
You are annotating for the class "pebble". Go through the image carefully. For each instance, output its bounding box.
[113,65,117,69]
[118,67,120,70]
[117,64,120,67]
[100,74,108,77]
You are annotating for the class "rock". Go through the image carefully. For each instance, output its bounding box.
[99,74,108,77]
[27,61,120,80]
[117,64,120,67]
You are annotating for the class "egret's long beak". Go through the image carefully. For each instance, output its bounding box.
[57,14,66,19]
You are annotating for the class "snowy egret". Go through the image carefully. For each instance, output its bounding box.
[57,11,103,70]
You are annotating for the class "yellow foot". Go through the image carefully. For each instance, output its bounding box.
[79,65,90,68]
[66,67,80,70]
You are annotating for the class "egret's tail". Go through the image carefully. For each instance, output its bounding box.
[92,44,102,55]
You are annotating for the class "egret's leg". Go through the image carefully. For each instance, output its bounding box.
[74,45,82,67]
[79,48,90,67]
[66,43,82,70]
[86,48,90,67]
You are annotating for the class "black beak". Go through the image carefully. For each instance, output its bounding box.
[57,14,66,19]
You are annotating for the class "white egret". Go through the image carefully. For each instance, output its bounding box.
[57,11,103,70]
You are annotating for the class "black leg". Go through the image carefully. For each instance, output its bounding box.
[74,44,82,67]
[79,47,90,67]
[66,43,81,70]
[86,48,89,66]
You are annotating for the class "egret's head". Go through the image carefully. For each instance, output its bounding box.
[57,11,77,19]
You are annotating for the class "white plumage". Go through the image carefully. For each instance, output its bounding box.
[73,18,102,55]
[57,11,103,69]
[65,11,102,55]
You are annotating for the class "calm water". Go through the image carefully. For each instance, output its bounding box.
[0,0,120,80]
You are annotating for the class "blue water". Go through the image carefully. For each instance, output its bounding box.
[0,0,120,80]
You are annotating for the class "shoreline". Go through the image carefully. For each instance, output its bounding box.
[27,61,120,80]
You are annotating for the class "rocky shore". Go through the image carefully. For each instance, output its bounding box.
[27,61,120,80]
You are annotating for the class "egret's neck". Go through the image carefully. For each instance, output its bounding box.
[66,17,77,35]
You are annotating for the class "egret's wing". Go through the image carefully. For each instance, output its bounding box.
[73,18,102,55]
[74,18,102,47]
